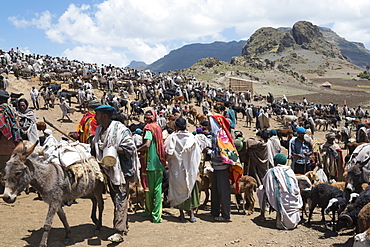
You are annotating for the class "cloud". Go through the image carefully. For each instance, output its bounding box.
[9,11,52,30]
[8,0,370,66]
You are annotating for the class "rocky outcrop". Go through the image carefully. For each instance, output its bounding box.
[292,21,325,45]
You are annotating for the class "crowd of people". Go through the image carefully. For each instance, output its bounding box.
[1,48,369,243]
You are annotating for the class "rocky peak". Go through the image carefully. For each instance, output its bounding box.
[292,21,325,45]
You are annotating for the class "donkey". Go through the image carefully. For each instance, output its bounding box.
[1,141,104,247]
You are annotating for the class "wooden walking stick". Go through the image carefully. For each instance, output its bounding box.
[43,117,77,142]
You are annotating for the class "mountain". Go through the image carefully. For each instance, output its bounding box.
[319,27,370,69]
[127,60,147,69]
[144,41,246,73]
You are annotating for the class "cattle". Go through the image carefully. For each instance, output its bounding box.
[314,118,328,131]
[276,128,294,140]
[232,106,246,120]
[281,115,298,127]
[188,105,198,122]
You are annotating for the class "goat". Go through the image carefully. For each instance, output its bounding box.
[353,228,370,247]
[307,183,347,231]
[230,175,257,215]
[358,202,370,233]
[337,186,370,232]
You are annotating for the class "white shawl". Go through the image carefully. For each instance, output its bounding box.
[164,130,201,207]
[93,121,140,185]
[261,165,302,229]
[267,136,281,167]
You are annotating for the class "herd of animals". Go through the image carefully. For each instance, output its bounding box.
[2,54,370,246]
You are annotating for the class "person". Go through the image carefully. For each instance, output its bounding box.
[76,99,101,144]
[43,129,58,147]
[92,104,140,243]
[206,114,243,222]
[357,122,367,143]
[59,97,72,121]
[156,113,166,130]
[258,153,302,230]
[0,89,21,193]
[226,104,236,129]
[133,128,143,148]
[320,132,344,182]
[267,129,281,167]
[290,127,312,174]
[30,86,39,110]
[137,110,166,223]
[17,98,39,144]
[164,118,201,222]
[340,122,351,149]
[77,87,86,112]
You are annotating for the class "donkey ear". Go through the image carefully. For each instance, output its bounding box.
[22,141,39,158]
[13,141,26,154]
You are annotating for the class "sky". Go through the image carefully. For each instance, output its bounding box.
[1,0,370,68]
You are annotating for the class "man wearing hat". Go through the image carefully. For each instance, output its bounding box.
[92,105,140,243]
[290,127,312,174]
[258,153,302,230]
[76,99,101,144]
[320,132,344,182]
[0,89,21,193]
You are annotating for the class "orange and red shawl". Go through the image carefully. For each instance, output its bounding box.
[140,110,166,190]
[211,114,244,192]
[76,111,99,143]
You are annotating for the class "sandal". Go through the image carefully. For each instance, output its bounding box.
[214,216,231,222]
[108,233,124,243]
[189,217,196,223]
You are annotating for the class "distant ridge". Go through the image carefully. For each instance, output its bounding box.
[127,60,147,69]
[144,41,246,73]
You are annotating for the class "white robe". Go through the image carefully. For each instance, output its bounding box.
[267,136,281,166]
[164,130,201,207]
[93,121,140,185]
[260,165,302,230]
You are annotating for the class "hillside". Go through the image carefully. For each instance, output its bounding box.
[144,41,246,73]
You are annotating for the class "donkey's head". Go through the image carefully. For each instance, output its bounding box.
[2,141,38,203]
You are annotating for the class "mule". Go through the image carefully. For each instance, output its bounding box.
[1,141,104,247]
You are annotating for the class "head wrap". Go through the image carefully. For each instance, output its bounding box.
[94,104,115,112]
[175,117,187,130]
[325,132,336,139]
[273,153,287,165]
[43,129,52,135]
[18,98,29,108]
[297,127,306,134]
[88,99,102,110]
[196,127,203,133]
[0,90,10,99]
[269,129,277,136]
[145,109,157,122]
[135,128,142,134]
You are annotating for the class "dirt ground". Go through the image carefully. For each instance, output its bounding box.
[0,74,363,247]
